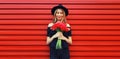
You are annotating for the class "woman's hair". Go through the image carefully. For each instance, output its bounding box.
[52,9,67,23]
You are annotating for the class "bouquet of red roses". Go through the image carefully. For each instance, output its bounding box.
[51,21,69,49]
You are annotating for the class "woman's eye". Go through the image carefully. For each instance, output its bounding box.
[56,12,63,14]
[56,12,59,14]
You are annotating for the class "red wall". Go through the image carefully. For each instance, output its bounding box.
[0,0,120,59]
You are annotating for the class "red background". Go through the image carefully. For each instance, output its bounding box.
[0,0,120,59]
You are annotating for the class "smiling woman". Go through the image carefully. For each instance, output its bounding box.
[46,4,72,59]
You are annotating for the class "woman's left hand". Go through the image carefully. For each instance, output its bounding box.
[58,34,67,41]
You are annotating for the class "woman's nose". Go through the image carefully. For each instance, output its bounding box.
[58,13,61,15]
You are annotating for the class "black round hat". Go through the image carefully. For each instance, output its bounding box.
[51,4,69,16]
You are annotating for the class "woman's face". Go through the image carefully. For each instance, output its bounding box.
[55,9,64,21]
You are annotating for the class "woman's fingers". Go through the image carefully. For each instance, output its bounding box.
[53,31,64,39]
[58,36,66,40]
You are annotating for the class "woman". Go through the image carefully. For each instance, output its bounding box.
[46,4,72,59]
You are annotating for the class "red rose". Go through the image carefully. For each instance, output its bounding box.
[51,21,69,32]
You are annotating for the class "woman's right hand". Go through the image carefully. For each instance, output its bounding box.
[51,32,62,39]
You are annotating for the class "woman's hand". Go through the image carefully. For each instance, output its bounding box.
[58,33,67,41]
[51,31,67,41]
[58,32,72,45]
[58,36,67,41]
[47,32,62,45]
[51,32,62,39]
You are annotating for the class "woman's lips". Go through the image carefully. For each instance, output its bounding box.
[58,16,62,18]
